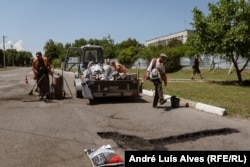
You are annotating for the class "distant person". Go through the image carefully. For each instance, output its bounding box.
[111,62,128,73]
[147,53,168,108]
[191,54,203,79]
[32,52,52,100]
[87,52,95,62]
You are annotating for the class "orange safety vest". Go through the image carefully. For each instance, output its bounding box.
[115,63,128,73]
[32,56,51,79]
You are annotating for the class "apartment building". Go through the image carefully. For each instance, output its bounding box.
[145,29,195,47]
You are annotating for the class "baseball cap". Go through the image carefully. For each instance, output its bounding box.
[160,53,167,58]
[36,52,42,57]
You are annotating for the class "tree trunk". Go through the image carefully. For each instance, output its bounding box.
[235,68,243,83]
[231,55,242,83]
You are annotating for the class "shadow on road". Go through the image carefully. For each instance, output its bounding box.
[88,96,149,105]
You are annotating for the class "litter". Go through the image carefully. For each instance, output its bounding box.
[84,144,124,167]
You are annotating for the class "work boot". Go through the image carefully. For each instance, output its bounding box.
[160,99,166,105]
[153,104,157,108]
[46,94,51,99]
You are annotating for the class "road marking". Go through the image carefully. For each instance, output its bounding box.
[0,83,20,88]
[0,74,17,77]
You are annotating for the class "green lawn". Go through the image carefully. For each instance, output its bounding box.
[133,68,250,118]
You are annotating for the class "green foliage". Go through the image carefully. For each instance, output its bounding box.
[117,46,139,66]
[73,38,88,47]
[167,39,183,48]
[0,49,32,67]
[139,69,250,118]
[16,51,33,66]
[41,33,196,71]
[190,0,250,83]
[0,49,3,66]
[117,38,141,49]
[165,55,181,73]
[44,39,66,65]
[52,58,62,68]
[100,35,116,59]
[137,46,153,60]
[5,49,17,66]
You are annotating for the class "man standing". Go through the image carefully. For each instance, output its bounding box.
[191,54,203,79]
[148,53,168,108]
[32,52,52,100]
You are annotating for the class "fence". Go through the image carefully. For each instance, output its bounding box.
[130,55,250,70]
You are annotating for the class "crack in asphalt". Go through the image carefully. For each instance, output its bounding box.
[97,128,240,151]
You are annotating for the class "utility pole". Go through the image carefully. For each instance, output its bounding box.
[2,35,7,68]
[11,44,15,67]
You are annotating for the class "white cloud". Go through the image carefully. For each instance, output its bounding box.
[13,40,25,51]
[0,40,25,51]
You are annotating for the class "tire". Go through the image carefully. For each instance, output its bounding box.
[76,90,83,98]
[88,99,95,105]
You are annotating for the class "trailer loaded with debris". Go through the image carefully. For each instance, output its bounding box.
[63,44,141,104]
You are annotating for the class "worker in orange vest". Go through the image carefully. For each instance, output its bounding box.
[111,62,128,73]
[32,52,52,100]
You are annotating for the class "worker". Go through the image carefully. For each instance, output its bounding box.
[148,53,168,108]
[111,62,128,73]
[86,52,95,62]
[32,52,52,100]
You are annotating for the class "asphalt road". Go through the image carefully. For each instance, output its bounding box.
[0,67,250,167]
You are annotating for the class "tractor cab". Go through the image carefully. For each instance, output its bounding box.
[63,44,104,72]
[81,45,104,65]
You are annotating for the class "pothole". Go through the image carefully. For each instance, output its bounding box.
[97,128,239,151]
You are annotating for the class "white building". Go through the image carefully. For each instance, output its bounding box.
[145,29,195,47]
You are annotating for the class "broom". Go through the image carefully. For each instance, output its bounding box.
[28,74,45,95]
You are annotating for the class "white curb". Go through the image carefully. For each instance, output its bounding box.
[195,102,226,116]
[142,89,154,96]
[142,89,226,116]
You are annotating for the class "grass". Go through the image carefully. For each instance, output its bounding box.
[131,68,250,118]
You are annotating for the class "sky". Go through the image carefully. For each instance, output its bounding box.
[0,0,218,55]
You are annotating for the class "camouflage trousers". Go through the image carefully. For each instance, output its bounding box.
[152,79,164,107]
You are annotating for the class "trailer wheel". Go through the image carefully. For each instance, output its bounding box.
[88,99,95,105]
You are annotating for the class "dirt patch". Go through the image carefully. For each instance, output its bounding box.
[97,128,239,151]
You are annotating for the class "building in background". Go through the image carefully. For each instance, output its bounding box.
[145,29,195,47]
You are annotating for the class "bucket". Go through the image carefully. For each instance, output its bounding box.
[53,75,64,99]
[171,96,180,108]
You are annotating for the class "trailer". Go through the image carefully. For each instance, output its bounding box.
[63,44,141,104]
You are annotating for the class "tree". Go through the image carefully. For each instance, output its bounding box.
[0,49,3,66]
[115,38,142,62]
[117,46,139,66]
[191,0,250,83]
[16,51,32,66]
[167,39,183,48]
[44,39,65,67]
[100,34,116,59]
[117,38,141,49]
[73,38,88,47]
